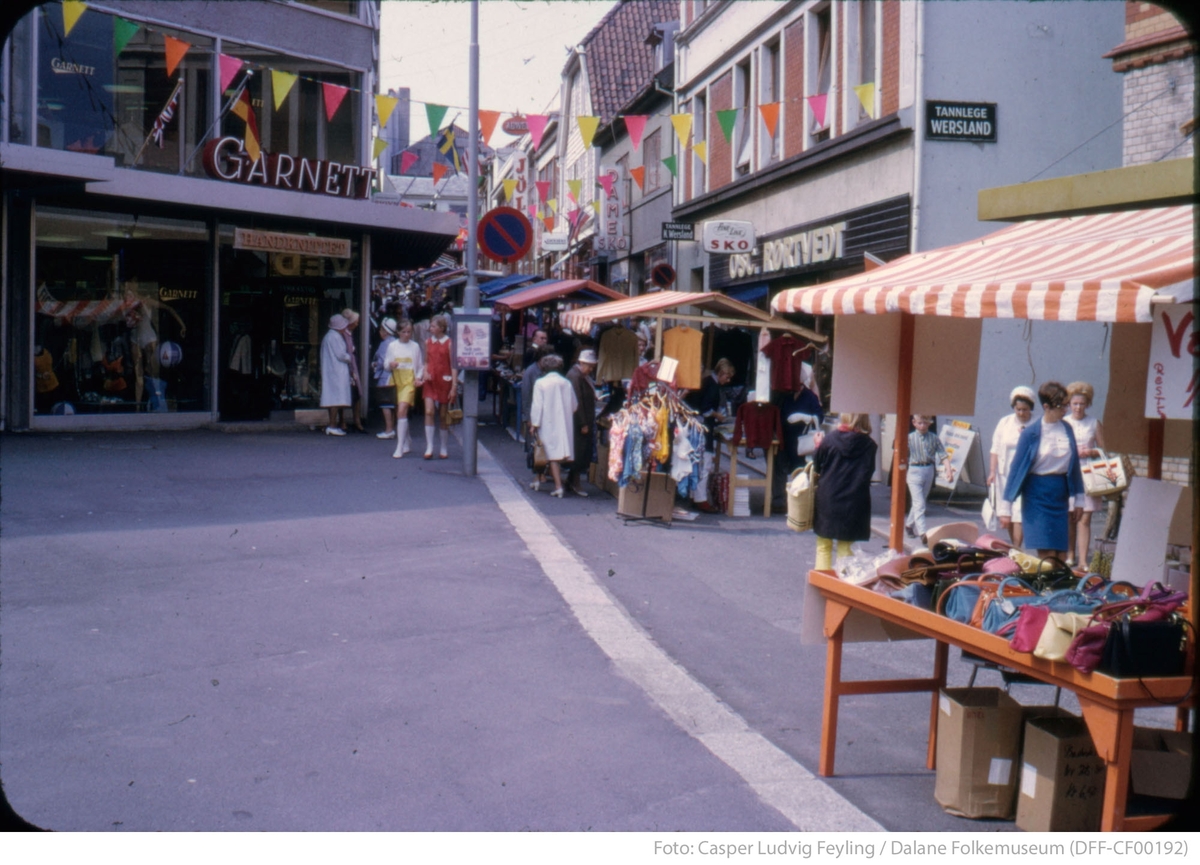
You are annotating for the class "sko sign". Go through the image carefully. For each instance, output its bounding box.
[703,220,755,254]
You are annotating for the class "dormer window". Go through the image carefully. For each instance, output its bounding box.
[645,22,679,73]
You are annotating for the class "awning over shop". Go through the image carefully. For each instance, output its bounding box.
[771,206,1194,323]
[493,279,626,311]
[479,273,546,297]
[562,290,824,342]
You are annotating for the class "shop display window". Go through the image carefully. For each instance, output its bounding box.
[217,224,359,420]
[34,207,210,415]
[33,7,212,174]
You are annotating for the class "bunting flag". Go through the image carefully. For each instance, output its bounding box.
[375,93,399,128]
[662,154,677,178]
[400,150,418,174]
[479,109,500,145]
[759,102,780,138]
[543,216,555,231]
[218,55,244,95]
[271,70,297,109]
[437,126,464,173]
[528,204,538,220]
[230,88,261,161]
[502,179,517,201]
[693,141,708,164]
[597,172,615,197]
[372,137,388,160]
[806,94,828,127]
[62,1,87,37]
[630,166,645,191]
[113,16,139,55]
[150,78,183,148]
[622,115,648,150]
[526,114,549,150]
[670,114,692,148]
[567,210,582,229]
[716,108,738,144]
[432,162,448,184]
[577,116,599,149]
[592,199,601,214]
[323,82,349,122]
[163,35,191,78]
[425,103,448,138]
[535,180,550,201]
[853,83,876,119]
[546,198,557,214]
[567,179,582,204]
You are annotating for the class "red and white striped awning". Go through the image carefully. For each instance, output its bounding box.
[562,290,775,331]
[771,206,1194,323]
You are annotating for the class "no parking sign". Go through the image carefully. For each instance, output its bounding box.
[477,207,532,264]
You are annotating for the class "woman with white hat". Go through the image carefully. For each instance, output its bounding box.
[988,385,1036,547]
[371,318,400,440]
[320,313,353,435]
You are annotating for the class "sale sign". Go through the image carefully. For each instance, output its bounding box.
[1145,303,1197,420]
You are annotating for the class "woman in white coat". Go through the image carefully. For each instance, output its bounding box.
[529,354,577,498]
[319,313,354,436]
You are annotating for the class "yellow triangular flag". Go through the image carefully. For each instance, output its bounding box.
[62,2,87,37]
[577,116,600,149]
[373,137,388,160]
[567,179,582,202]
[670,114,692,148]
[502,179,517,201]
[853,83,876,119]
[592,199,601,213]
[272,70,298,111]
[693,140,707,164]
[375,93,399,128]
[546,198,557,214]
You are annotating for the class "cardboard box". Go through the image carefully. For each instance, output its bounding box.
[1131,727,1193,799]
[1016,716,1106,832]
[934,688,1024,819]
[591,442,609,488]
[616,471,675,522]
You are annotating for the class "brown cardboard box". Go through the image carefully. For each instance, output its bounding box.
[616,471,675,522]
[591,442,609,488]
[934,688,1024,819]
[1016,716,1106,832]
[1131,727,1193,799]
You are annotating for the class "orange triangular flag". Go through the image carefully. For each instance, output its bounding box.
[543,216,555,231]
[432,162,448,183]
[758,102,780,138]
[479,110,500,146]
[163,35,191,78]
[630,165,645,191]
[62,2,88,37]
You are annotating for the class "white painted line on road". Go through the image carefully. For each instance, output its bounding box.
[473,441,883,833]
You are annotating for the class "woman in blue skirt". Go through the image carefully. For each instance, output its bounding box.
[1003,382,1084,560]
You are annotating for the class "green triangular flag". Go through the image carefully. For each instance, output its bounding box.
[662,154,677,178]
[113,16,140,55]
[425,103,448,139]
[716,108,739,144]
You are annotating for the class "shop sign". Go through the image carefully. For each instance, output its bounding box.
[372,192,402,205]
[202,136,378,200]
[541,233,569,252]
[926,101,997,143]
[235,228,351,259]
[703,221,755,253]
[662,221,694,241]
[1145,303,1197,420]
[503,115,529,136]
[51,58,96,76]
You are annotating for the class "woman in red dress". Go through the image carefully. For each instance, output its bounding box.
[421,314,458,459]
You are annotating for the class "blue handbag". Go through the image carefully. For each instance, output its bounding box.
[938,575,1000,624]
[980,577,1042,634]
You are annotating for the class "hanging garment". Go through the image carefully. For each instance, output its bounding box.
[761,334,813,393]
[733,401,783,450]
[662,326,703,389]
[597,326,640,383]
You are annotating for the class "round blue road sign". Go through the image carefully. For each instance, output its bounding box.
[478,207,533,263]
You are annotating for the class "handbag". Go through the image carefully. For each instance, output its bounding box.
[937,575,1002,624]
[445,398,463,426]
[795,430,819,457]
[1100,618,1189,678]
[1033,611,1096,661]
[1066,582,1190,674]
[981,485,999,532]
[1081,450,1134,498]
[531,438,548,470]
[980,577,1042,634]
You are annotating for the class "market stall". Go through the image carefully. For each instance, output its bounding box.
[770,204,1194,832]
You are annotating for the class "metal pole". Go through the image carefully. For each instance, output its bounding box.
[461,0,480,476]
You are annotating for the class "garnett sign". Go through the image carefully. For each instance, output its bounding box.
[202,136,378,199]
[926,101,997,142]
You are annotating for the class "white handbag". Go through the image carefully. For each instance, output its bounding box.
[1080,450,1133,498]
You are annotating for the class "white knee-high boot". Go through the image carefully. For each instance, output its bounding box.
[439,426,449,457]
[424,424,435,457]
[393,418,409,458]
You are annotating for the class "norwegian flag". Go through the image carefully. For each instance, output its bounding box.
[151,83,182,148]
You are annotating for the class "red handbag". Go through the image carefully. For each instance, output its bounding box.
[1008,604,1052,653]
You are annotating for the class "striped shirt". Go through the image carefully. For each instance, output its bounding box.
[908,429,947,466]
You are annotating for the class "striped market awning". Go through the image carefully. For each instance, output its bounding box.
[770,206,1194,323]
[492,279,626,311]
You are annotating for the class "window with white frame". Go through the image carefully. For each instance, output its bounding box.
[808,3,833,145]
[848,0,878,128]
[692,92,706,195]
[643,128,661,193]
[734,58,753,176]
[760,38,781,164]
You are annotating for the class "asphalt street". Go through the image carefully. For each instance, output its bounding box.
[0,420,1177,832]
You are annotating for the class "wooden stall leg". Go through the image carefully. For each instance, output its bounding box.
[1078,695,1134,832]
[819,600,851,777]
[727,444,740,517]
[1174,707,1189,733]
[927,641,949,770]
[763,443,776,517]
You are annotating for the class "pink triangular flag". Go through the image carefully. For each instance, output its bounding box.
[597,172,615,197]
[218,55,244,95]
[400,150,418,174]
[535,180,550,202]
[622,115,648,150]
[526,114,549,150]
[527,204,538,220]
[567,210,582,229]
[806,94,828,128]
[323,82,349,122]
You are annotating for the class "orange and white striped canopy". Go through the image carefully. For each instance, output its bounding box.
[770,206,1194,323]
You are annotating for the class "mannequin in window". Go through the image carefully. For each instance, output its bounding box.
[122,280,186,411]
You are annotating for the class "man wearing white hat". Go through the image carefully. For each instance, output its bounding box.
[566,349,599,496]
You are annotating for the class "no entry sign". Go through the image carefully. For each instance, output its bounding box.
[478,206,532,263]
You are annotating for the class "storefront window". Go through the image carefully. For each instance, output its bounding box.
[218,224,359,420]
[6,14,35,144]
[34,206,211,415]
[35,7,212,173]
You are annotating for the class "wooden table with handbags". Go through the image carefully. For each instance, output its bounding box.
[808,568,1193,831]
